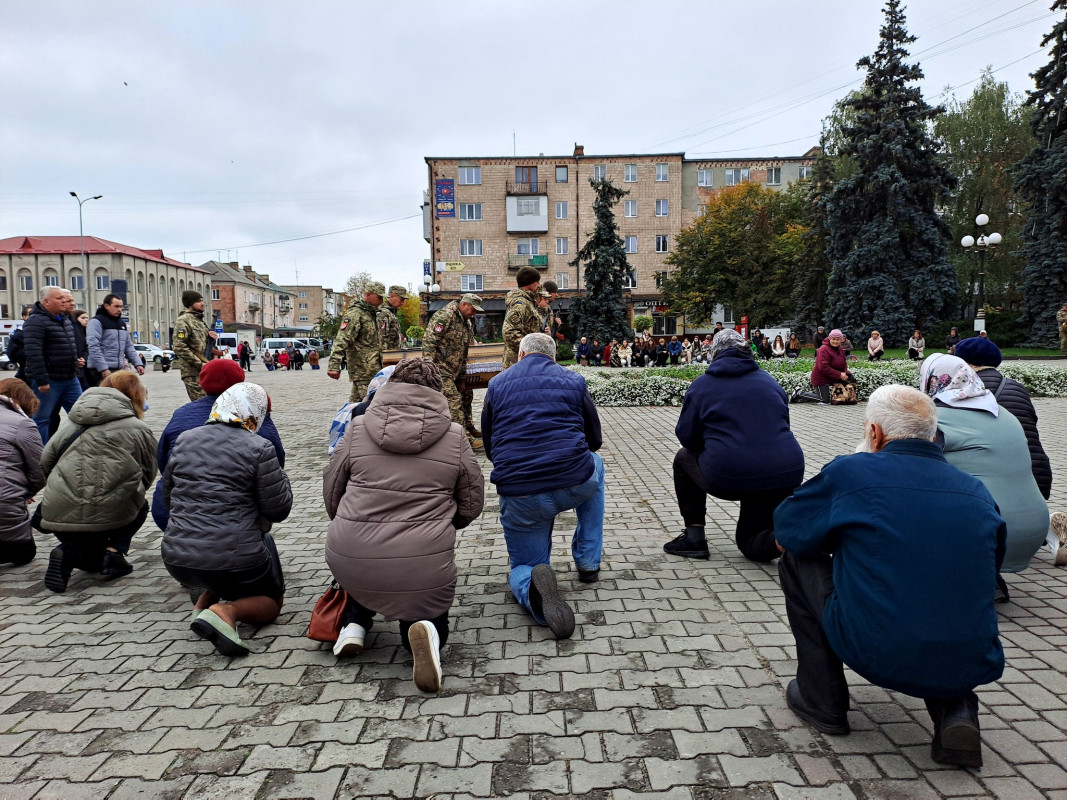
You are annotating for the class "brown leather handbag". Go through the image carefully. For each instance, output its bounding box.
[307,582,347,642]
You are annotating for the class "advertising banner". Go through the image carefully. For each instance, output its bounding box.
[434,179,455,218]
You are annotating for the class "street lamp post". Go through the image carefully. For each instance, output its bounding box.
[70,191,102,310]
[960,213,1001,332]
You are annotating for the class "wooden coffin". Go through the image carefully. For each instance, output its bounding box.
[381,342,504,388]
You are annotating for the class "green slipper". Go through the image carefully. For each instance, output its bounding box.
[190,609,250,657]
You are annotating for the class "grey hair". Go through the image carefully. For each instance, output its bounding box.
[709,329,750,361]
[40,286,68,301]
[864,385,937,442]
[518,332,556,359]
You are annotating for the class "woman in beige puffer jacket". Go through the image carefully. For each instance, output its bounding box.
[323,358,484,692]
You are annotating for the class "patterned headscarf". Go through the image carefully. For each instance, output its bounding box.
[709,329,750,361]
[208,383,269,432]
[364,365,395,402]
[918,354,999,417]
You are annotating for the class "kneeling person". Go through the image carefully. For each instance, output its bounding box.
[774,385,1005,768]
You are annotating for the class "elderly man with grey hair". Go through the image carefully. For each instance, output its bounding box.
[481,333,604,639]
[22,286,84,443]
[774,385,1006,769]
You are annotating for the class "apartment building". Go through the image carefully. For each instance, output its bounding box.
[281,285,351,330]
[198,261,293,336]
[0,235,211,347]
[423,144,818,336]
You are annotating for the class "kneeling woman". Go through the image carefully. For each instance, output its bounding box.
[323,358,483,692]
[162,383,293,657]
[36,372,156,592]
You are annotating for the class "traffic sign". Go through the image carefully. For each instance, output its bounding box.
[215,319,224,332]
[153,330,160,339]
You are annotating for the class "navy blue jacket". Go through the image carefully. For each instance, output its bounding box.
[576,341,593,360]
[23,302,79,384]
[775,439,1006,699]
[668,339,682,356]
[150,394,285,530]
[482,353,601,496]
[676,347,804,494]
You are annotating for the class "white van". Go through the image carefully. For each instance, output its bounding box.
[215,333,256,361]
[261,337,317,358]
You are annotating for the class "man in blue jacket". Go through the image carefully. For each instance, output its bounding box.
[482,333,604,639]
[774,385,1005,769]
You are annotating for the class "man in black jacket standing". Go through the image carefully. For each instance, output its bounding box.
[23,287,83,443]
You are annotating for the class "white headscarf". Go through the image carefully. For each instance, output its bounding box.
[919,353,998,416]
[364,364,395,402]
[208,383,269,432]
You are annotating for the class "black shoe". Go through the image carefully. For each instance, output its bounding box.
[44,545,73,593]
[929,696,982,768]
[577,568,599,584]
[663,526,710,560]
[529,564,575,639]
[101,551,133,580]
[786,679,850,735]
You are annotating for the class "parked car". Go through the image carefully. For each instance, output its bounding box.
[0,351,16,371]
[134,343,177,364]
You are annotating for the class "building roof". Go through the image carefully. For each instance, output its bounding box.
[425,152,687,162]
[0,236,209,273]
[198,260,272,289]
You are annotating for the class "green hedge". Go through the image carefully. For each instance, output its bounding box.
[571,359,1067,406]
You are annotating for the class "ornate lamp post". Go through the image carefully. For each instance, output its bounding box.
[960,213,1001,330]
[70,191,102,310]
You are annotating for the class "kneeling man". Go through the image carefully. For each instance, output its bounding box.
[774,385,1005,768]
[482,333,604,639]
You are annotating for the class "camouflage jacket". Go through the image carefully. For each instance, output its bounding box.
[501,288,541,370]
[328,300,382,381]
[423,301,474,381]
[378,308,402,349]
[173,309,209,373]
[1058,307,1067,333]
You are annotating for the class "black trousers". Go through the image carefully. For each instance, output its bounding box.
[35,502,148,571]
[341,595,449,653]
[673,448,796,562]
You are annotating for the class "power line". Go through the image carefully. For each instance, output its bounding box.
[176,213,421,255]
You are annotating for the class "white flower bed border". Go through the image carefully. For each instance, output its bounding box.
[570,360,1067,407]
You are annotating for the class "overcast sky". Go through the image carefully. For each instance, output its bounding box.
[0,0,1056,293]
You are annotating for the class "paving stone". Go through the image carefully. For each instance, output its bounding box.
[258,767,344,800]
[646,755,727,791]
[91,752,177,780]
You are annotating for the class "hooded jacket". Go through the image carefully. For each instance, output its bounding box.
[323,382,484,620]
[38,388,157,532]
[676,347,804,494]
[22,301,79,384]
[0,397,45,543]
[86,307,142,372]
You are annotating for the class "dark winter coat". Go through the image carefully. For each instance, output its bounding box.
[0,397,45,543]
[811,342,851,387]
[150,395,285,530]
[974,368,1053,500]
[676,347,804,494]
[23,302,79,385]
[323,382,484,620]
[161,423,292,573]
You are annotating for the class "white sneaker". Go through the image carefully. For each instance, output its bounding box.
[333,623,366,657]
[1051,513,1067,567]
[409,620,442,693]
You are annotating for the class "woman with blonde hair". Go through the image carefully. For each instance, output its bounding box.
[36,371,157,592]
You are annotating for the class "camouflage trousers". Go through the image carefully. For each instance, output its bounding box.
[442,378,477,436]
[181,371,205,402]
[349,379,372,403]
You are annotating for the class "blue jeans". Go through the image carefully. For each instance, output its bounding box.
[31,378,83,444]
[499,453,604,623]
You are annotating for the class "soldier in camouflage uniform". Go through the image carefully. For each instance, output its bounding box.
[424,293,483,449]
[328,281,384,402]
[173,291,217,401]
[501,267,544,371]
[377,285,406,350]
[1058,303,1067,355]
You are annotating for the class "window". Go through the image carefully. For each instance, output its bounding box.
[212,288,220,301]
[725,168,750,186]
[18,273,33,291]
[766,167,782,185]
[70,274,84,291]
[461,274,483,292]
[798,166,813,180]
[299,291,307,298]
[299,315,309,321]
[555,166,568,182]
[655,199,668,216]
[625,236,637,253]
[698,204,707,216]
[656,235,669,253]
[459,203,482,221]
[592,165,606,181]
[516,198,538,216]
[0,274,5,291]
[555,273,570,290]
[460,239,483,256]
[299,303,308,310]
[556,237,569,255]
[623,269,637,289]
[656,163,669,181]
[624,200,637,217]
[457,167,481,185]
[697,169,713,187]
[517,238,539,255]
[656,270,669,289]
[96,274,110,290]
[722,305,734,323]
[555,201,568,219]
[44,273,59,287]
[624,164,637,182]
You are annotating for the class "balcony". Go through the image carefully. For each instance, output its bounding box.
[508,254,548,269]
[506,181,547,195]
[247,302,260,313]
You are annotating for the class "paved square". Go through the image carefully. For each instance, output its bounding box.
[1,365,1065,799]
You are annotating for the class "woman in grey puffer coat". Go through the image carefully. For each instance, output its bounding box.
[323,358,484,693]
[0,379,45,566]
[163,383,292,657]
